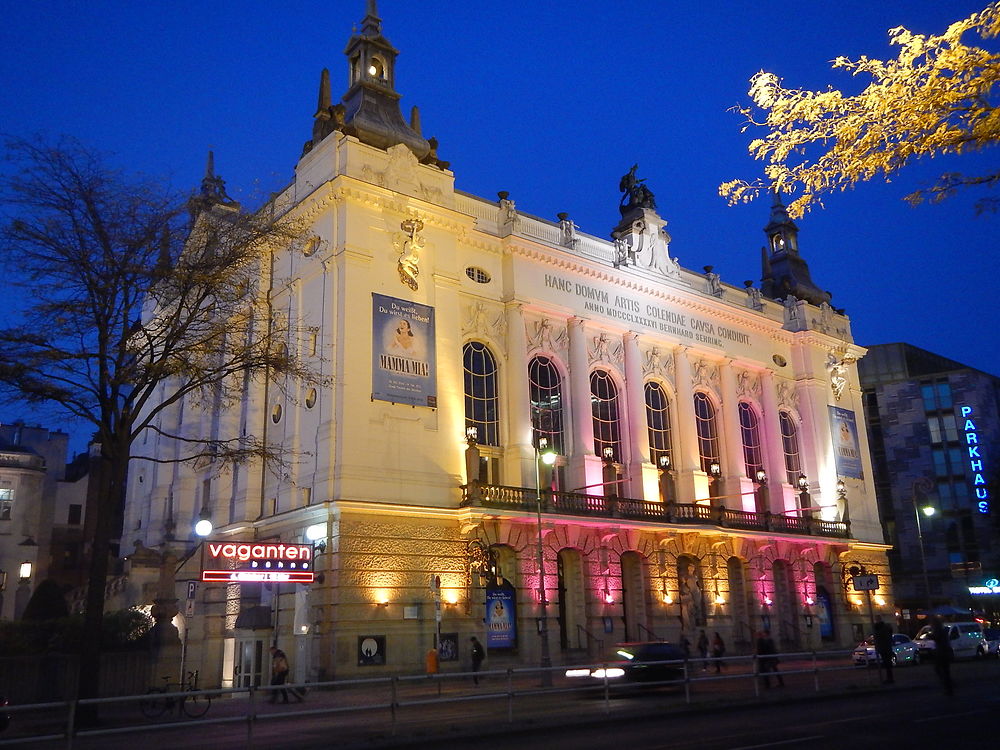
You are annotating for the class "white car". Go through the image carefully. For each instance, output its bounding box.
[914,621,988,661]
[983,628,1000,657]
[852,633,918,666]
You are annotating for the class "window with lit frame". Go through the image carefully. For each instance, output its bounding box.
[738,402,764,479]
[464,341,500,446]
[779,411,802,485]
[644,382,673,469]
[693,392,720,474]
[590,369,622,461]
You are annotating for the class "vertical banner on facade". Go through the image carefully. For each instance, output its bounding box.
[485,580,517,649]
[829,406,863,479]
[372,293,437,407]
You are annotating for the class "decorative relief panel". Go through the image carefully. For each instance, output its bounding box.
[526,316,568,357]
[642,345,674,381]
[826,350,856,402]
[691,358,720,392]
[588,331,624,368]
[775,379,798,411]
[392,218,425,291]
[463,300,507,350]
[736,370,761,400]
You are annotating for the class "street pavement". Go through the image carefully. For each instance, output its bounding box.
[4,653,998,749]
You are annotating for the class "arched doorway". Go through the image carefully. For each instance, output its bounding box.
[556,548,586,651]
[813,562,837,643]
[772,560,801,650]
[620,551,649,641]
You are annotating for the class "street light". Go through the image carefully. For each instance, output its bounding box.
[658,454,673,506]
[754,469,769,513]
[914,501,936,613]
[535,436,557,686]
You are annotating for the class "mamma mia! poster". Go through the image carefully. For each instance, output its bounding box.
[372,293,436,408]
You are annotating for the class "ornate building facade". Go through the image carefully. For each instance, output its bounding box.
[123,2,891,685]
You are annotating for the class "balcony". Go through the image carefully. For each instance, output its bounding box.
[460,483,850,539]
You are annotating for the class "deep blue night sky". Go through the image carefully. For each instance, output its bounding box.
[1,1,997,453]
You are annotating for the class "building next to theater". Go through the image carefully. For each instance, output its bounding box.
[122,2,891,686]
[859,343,999,631]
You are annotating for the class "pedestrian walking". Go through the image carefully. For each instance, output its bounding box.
[470,636,485,685]
[697,630,709,671]
[930,616,954,696]
[680,634,691,662]
[873,616,894,684]
[755,630,784,688]
[268,645,302,704]
[711,632,726,673]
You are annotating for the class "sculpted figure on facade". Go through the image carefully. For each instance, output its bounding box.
[394,218,425,291]
[642,345,673,379]
[529,316,567,356]
[557,213,578,248]
[744,281,763,311]
[692,358,719,391]
[589,331,623,367]
[775,379,798,411]
[826,351,856,402]
[782,295,800,327]
[497,191,519,231]
[736,370,760,399]
[703,266,723,297]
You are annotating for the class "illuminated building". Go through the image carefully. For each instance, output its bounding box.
[859,343,999,627]
[123,2,891,683]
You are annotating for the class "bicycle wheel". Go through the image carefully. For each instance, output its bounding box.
[182,692,211,718]
[140,688,169,719]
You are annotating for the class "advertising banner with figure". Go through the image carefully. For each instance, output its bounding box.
[485,580,517,649]
[828,406,863,479]
[372,293,437,407]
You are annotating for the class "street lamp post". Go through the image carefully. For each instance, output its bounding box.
[535,437,557,687]
[914,500,936,614]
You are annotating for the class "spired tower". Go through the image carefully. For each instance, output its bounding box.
[759,190,831,307]
[304,0,434,162]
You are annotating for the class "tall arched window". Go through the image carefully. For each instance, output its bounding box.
[464,341,499,446]
[644,382,672,467]
[779,411,802,485]
[693,392,720,474]
[591,370,622,461]
[738,402,764,479]
[528,355,565,454]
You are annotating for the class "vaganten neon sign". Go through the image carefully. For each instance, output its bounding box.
[961,405,990,514]
[201,541,315,584]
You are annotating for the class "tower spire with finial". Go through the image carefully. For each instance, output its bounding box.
[759,187,829,306]
[360,0,381,36]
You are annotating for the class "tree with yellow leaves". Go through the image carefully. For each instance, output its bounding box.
[720,3,1000,218]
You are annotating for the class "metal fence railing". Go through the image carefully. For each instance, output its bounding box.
[0,649,912,748]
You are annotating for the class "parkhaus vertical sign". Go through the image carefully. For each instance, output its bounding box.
[961,405,991,514]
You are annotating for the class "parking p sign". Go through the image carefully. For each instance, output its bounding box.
[852,574,879,591]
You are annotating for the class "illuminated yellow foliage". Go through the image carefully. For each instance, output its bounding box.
[720,3,1000,217]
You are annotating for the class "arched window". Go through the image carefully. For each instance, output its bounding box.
[591,370,622,461]
[738,402,764,479]
[779,411,802,485]
[464,342,500,446]
[528,355,565,454]
[644,382,672,468]
[693,392,720,474]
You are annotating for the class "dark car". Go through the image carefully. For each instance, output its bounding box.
[565,641,686,686]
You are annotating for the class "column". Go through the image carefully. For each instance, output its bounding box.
[567,317,599,493]
[760,370,792,513]
[623,332,660,502]
[673,347,706,502]
[504,303,534,488]
[720,361,753,511]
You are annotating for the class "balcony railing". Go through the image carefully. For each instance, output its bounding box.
[460,483,850,539]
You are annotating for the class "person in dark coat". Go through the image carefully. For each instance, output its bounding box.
[930,616,954,696]
[873,616,895,684]
[470,636,485,685]
[697,630,710,671]
[711,632,726,673]
[756,630,784,688]
[268,646,302,704]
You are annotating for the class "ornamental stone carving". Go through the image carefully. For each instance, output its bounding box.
[393,218,425,291]
[527,316,568,356]
[775,379,798,411]
[463,301,507,349]
[642,345,674,380]
[736,370,761,399]
[589,331,624,367]
[691,358,719,391]
[826,350,856,402]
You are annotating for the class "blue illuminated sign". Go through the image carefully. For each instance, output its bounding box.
[960,405,990,514]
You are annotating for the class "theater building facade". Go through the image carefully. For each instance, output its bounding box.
[123,3,891,685]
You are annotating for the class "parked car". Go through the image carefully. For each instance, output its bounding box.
[0,695,8,734]
[982,628,1000,657]
[913,621,988,661]
[852,633,919,666]
[565,642,686,686]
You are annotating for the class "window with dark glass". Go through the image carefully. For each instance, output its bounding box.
[464,341,500,446]
[591,370,622,461]
[529,355,565,454]
[693,392,720,473]
[738,402,764,479]
[645,382,672,467]
[779,411,802,485]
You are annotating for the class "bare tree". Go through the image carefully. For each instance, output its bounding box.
[0,136,311,710]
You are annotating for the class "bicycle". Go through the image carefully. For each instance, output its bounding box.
[140,670,211,719]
